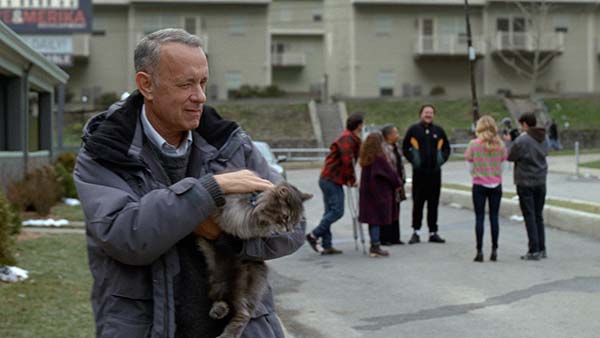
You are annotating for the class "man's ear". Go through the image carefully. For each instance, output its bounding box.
[135,72,154,100]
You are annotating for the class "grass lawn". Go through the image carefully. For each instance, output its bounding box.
[346,98,508,137]
[21,203,86,223]
[546,98,600,130]
[442,183,600,214]
[581,160,600,170]
[0,233,94,338]
[211,102,314,141]
[548,148,600,157]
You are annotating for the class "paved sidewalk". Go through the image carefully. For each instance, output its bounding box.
[442,154,600,205]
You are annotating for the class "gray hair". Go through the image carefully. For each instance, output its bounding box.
[381,124,397,139]
[134,28,204,77]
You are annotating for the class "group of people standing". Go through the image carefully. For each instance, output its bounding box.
[306,105,451,257]
[307,105,549,262]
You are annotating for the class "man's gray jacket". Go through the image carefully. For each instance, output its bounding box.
[507,127,549,187]
[74,91,305,338]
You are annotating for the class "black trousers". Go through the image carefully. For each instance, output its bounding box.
[411,171,441,233]
[380,211,401,244]
[517,184,546,253]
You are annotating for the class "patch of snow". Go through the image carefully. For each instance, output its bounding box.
[510,215,524,222]
[22,219,70,227]
[511,195,520,201]
[62,198,81,206]
[0,266,29,283]
[449,203,464,209]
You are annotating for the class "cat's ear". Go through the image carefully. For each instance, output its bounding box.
[277,186,290,198]
[300,192,313,201]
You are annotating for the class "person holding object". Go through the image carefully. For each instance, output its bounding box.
[74,28,304,338]
[505,113,549,261]
[465,116,508,262]
[306,114,363,255]
[402,105,451,244]
[358,132,403,257]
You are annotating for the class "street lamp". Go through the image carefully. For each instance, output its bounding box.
[464,0,480,125]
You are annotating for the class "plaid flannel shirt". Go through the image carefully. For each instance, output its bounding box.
[320,129,361,186]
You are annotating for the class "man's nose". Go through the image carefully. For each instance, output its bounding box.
[190,84,206,103]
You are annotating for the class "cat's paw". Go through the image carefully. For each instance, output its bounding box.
[209,301,230,319]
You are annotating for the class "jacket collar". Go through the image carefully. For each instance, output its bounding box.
[83,90,240,171]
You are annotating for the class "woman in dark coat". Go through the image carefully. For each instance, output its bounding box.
[380,124,407,245]
[358,132,403,257]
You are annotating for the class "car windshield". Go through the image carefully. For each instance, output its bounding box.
[253,141,275,163]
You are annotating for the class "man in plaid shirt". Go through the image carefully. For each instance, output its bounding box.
[306,114,363,255]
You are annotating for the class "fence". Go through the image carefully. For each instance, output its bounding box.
[273,144,469,162]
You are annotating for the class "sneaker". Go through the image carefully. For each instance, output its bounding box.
[408,233,420,244]
[305,234,322,253]
[540,250,547,259]
[369,245,389,258]
[429,233,446,244]
[520,252,541,261]
[473,251,483,262]
[321,247,343,255]
[490,250,498,262]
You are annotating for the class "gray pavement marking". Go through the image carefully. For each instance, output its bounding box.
[354,276,600,331]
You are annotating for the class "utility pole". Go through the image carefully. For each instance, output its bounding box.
[464,0,480,124]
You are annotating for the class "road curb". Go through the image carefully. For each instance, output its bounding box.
[439,188,600,241]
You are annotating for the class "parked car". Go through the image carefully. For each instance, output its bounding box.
[252,141,287,180]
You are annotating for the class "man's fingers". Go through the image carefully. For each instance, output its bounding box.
[214,170,274,194]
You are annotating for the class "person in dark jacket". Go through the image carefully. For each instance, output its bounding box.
[380,124,406,245]
[358,132,402,257]
[74,28,304,338]
[402,104,451,244]
[306,114,363,255]
[505,113,549,261]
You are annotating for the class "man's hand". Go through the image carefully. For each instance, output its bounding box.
[194,217,221,240]
[503,133,512,142]
[214,170,274,194]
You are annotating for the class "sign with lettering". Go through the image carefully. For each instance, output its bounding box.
[20,34,73,66]
[0,0,92,33]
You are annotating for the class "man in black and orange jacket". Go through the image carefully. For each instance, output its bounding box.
[402,105,450,244]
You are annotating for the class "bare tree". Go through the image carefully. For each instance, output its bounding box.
[493,0,562,97]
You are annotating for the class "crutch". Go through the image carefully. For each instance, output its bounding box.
[346,185,366,255]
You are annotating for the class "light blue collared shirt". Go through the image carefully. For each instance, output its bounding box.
[141,104,193,157]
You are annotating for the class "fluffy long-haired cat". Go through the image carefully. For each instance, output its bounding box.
[197,181,312,338]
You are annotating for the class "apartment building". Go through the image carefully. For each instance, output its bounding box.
[64,0,271,105]
[19,0,600,104]
[329,0,598,98]
[269,0,325,95]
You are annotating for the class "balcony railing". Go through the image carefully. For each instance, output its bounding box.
[414,35,486,57]
[492,32,565,53]
[271,52,306,67]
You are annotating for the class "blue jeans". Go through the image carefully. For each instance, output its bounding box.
[472,184,502,251]
[368,224,381,246]
[311,179,344,249]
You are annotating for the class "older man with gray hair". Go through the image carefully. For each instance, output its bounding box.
[74,28,304,338]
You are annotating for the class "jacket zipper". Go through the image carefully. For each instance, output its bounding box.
[163,258,169,338]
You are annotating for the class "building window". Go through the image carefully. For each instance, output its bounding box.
[229,17,246,35]
[375,16,393,36]
[554,16,569,33]
[225,71,242,98]
[184,17,197,35]
[312,9,323,22]
[378,71,395,97]
[143,15,181,35]
[280,7,292,22]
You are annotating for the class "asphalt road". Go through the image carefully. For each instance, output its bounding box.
[270,168,600,338]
